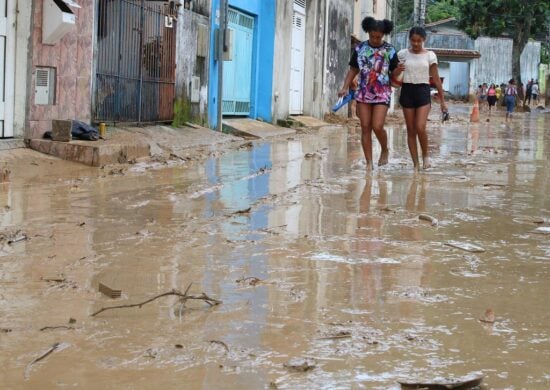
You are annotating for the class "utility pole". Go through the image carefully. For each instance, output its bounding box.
[414,0,426,26]
[216,0,227,132]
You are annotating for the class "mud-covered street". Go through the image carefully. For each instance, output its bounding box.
[1,106,549,389]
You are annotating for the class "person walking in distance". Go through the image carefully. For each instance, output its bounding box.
[487,83,497,114]
[397,26,447,170]
[504,78,518,121]
[531,80,540,106]
[339,17,398,172]
[524,79,533,106]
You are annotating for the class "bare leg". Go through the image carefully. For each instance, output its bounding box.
[356,103,374,171]
[403,107,420,170]
[414,104,432,169]
[371,104,389,166]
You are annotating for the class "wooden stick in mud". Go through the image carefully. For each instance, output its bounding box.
[24,342,61,380]
[39,326,74,331]
[90,287,222,317]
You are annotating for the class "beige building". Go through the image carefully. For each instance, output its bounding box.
[353,0,393,41]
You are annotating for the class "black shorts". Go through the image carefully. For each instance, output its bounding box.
[399,83,431,108]
[487,95,497,106]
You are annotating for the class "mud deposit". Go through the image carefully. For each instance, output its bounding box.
[1,109,549,389]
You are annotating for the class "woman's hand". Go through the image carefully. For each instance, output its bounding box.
[394,62,405,75]
[440,101,448,112]
[338,87,349,97]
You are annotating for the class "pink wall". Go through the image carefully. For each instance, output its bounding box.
[29,0,94,139]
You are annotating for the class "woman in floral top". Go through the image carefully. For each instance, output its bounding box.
[339,17,398,171]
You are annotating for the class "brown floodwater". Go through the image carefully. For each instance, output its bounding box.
[1,108,549,389]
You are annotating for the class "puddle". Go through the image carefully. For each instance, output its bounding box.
[0,110,549,388]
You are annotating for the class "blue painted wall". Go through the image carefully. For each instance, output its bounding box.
[208,0,275,129]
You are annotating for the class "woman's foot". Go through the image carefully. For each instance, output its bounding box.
[378,149,389,166]
[365,160,373,172]
[422,157,431,169]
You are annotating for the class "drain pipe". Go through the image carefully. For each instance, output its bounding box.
[217,0,227,132]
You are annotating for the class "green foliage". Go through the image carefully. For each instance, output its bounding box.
[427,0,460,23]
[542,44,550,65]
[396,0,415,30]
[172,98,191,128]
[456,0,550,40]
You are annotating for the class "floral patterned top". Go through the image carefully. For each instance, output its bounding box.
[350,41,398,104]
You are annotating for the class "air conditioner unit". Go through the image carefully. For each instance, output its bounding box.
[42,0,80,45]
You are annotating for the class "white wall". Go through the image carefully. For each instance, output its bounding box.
[471,37,541,93]
[273,0,354,121]
[520,41,541,83]
[13,0,32,138]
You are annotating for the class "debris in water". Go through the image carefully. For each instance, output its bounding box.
[514,216,544,224]
[7,231,28,244]
[398,373,484,389]
[483,183,506,188]
[209,340,230,353]
[284,357,316,372]
[445,240,485,253]
[479,308,495,324]
[419,214,439,226]
[91,285,222,316]
[239,141,253,149]
[1,165,10,182]
[233,207,252,215]
[236,276,263,286]
[532,227,550,235]
[41,275,66,283]
[304,152,321,159]
[108,167,126,176]
[24,342,69,380]
[317,331,352,340]
[175,344,183,349]
[99,282,122,299]
[1,328,12,333]
[39,325,74,332]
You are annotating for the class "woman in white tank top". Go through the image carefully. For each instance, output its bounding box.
[396,27,447,170]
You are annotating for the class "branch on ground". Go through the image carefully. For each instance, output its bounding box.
[90,285,222,317]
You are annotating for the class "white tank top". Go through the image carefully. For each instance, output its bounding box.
[398,49,438,85]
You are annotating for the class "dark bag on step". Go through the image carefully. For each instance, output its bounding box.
[71,120,99,141]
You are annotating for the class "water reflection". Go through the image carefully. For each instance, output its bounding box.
[0,111,548,388]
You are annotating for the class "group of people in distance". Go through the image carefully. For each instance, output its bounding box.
[476,77,540,121]
[339,17,446,172]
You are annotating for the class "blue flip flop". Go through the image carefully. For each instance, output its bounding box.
[332,90,355,112]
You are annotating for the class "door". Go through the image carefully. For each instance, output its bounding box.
[222,8,254,116]
[0,0,15,137]
[95,0,176,124]
[289,0,305,115]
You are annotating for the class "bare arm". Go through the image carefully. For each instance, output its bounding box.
[430,63,447,112]
[339,67,359,97]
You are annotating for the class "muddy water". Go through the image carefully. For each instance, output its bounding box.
[1,110,549,389]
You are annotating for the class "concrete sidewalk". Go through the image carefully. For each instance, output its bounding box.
[16,116,336,167]
[26,124,243,167]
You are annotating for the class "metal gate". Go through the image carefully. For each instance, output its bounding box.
[95,0,176,124]
[222,8,254,116]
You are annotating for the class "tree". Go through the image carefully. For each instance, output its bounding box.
[456,0,550,84]
[396,0,415,31]
[427,0,459,24]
